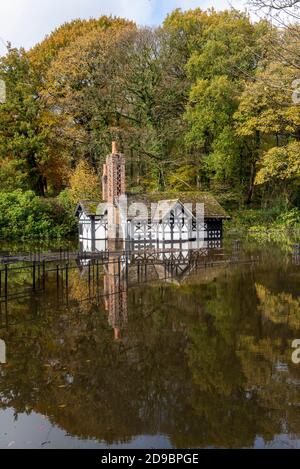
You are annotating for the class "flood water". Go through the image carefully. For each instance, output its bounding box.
[1,240,300,449]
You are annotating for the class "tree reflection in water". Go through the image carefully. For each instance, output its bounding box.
[0,243,300,448]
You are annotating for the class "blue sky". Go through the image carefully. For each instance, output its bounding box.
[0,0,247,55]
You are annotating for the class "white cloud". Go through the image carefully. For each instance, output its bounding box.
[0,0,247,55]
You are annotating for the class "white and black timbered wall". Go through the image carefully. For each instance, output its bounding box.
[79,211,108,252]
[78,204,223,252]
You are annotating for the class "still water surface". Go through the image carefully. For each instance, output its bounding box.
[1,240,300,449]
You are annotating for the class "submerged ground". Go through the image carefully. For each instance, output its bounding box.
[0,239,300,449]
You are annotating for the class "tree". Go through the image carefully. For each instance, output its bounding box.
[42,24,136,168]
[255,142,300,200]
[248,0,300,76]
[69,160,101,203]
[185,75,241,186]
[180,9,268,198]
[0,47,47,195]
[0,45,71,195]
[249,0,300,18]
[235,59,300,203]
[42,23,190,191]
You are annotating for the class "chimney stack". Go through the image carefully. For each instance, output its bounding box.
[112,141,118,154]
[102,141,126,204]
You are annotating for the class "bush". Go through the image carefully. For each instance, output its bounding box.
[0,190,78,239]
[226,207,283,233]
[226,207,300,245]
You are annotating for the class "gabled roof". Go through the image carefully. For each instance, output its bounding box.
[75,192,230,220]
[151,199,194,223]
[75,200,102,217]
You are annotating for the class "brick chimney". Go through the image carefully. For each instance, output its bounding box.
[102,141,126,204]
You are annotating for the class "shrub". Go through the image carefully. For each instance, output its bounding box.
[0,190,77,239]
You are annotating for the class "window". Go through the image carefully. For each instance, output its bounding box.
[170,210,175,227]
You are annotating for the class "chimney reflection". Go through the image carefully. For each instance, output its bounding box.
[0,339,6,364]
[103,255,128,341]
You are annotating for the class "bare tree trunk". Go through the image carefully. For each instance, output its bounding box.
[245,131,260,205]
[246,161,256,204]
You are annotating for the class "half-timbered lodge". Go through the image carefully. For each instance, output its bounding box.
[75,143,230,252]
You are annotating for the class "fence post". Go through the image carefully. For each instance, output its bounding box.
[88,262,91,299]
[61,264,64,292]
[32,262,36,292]
[4,265,8,299]
[66,263,69,290]
[56,265,59,290]
[137,263,140,282]
[37,262,40,290]
[42,260,46,290]
[126,255,129,288]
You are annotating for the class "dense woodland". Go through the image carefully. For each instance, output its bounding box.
[1,4,300,238]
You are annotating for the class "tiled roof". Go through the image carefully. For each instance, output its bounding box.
[75,192,230,220]
[126,192,230,219]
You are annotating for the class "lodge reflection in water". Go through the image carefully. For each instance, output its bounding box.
[1,240,225,337]
[76,241,226,339]
[1,242,300,448]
